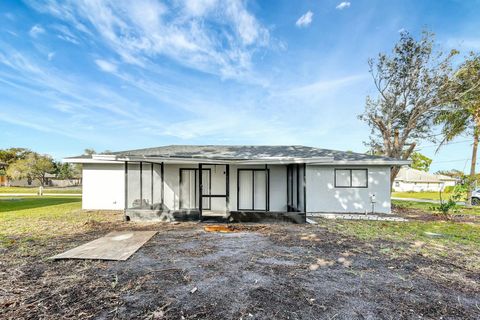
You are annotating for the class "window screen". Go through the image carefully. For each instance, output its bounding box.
[335,169,351,187]
[141,162,152,208]
[180,169,197,209]
[179,169,210,210]
[238,169,268,211]
[351,169,368,187]
[238,170,253,210]
[127,163,141,209]
[335,169,368,188]
[253,171,266,210]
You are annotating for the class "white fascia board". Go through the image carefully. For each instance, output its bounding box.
[92,154,117,161]
[117,156,335,165]
[64,155,410,166]
[309,160,412,166]
[63,158,122,164]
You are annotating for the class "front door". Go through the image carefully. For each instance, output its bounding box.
[179,168,211,210]
[199,164,230,218]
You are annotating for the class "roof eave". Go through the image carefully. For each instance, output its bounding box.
[64,154,410,166]
[311,160,412,166]
[116,155,336,164]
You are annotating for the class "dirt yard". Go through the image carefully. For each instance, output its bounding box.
[1,215,479,319]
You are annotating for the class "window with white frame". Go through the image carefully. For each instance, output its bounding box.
[334,169,368,188]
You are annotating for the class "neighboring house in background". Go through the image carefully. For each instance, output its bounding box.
[393,167,457,192]
[65,145,409,222]
[0,162,6,186]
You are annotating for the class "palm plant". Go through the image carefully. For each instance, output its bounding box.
[435,53,480,206]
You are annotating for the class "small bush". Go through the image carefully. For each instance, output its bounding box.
[431,199,457,219]
[443,186,455,193]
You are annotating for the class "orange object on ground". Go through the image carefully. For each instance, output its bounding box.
[203,225,236,233]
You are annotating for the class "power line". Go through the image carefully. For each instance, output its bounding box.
[416,139,471,150]
[432,158,478,164]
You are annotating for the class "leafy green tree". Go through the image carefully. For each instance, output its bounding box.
[410,152,432,172]
[0,148,31,164]
[55,162,81,180]
[359,31,457,185]
[6,153,55,186]
[435,53,480,205]
[84,148,96,155]
[0,148,32,176]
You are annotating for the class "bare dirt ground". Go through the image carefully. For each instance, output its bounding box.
[393,204,480,223]
[1,220,479,320]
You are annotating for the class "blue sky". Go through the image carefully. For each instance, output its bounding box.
[1,0,479,172]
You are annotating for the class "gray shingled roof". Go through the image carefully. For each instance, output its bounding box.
[67,145,401,162]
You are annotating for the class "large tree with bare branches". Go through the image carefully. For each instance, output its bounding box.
[359,31,457,185]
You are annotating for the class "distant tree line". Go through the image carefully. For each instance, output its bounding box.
[0,148,82,187]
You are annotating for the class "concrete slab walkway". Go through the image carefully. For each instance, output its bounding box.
[308,213,408,221]
[51,231,157,261]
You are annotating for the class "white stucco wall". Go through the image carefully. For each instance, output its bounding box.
[81,163,393,214]
[82,163,125,210]
[306,165,392,214]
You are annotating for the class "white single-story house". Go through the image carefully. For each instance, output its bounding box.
[65,145,409,222]
[393,167,457,192]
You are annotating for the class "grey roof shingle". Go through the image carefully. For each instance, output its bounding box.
[66,145,401,162]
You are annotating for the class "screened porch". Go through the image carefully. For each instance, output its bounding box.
[123,161,306,222]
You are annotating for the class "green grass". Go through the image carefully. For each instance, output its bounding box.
[323,219,480,271]
[324,218,480,271]
[0,196,81,212]
[0,197,117,249]
[0,186,82,194]
[329,219,480,247]
[392,191,465,201]
[392,200,480,216]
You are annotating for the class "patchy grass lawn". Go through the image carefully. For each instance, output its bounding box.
[325,218,479,248]
[1,197,479,319]
[392,191,469,202]
[392,191,451,200]
[0,197,115,249]
[0,186,82,194]
[393,199,480,216]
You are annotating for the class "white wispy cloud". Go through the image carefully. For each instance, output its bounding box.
[336,2,351,10]
[52,24,81,45]
[28,0,271,80]
[47,52,55,61]
[95,59,118,73]
[0,45,137,118]
[296,11,314,28]
[183,0,218,16]
[0,43,297,144]
[279,74,368,98]
[7,1,345,146]
[29,24,45,38]
[6,30,18,37]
